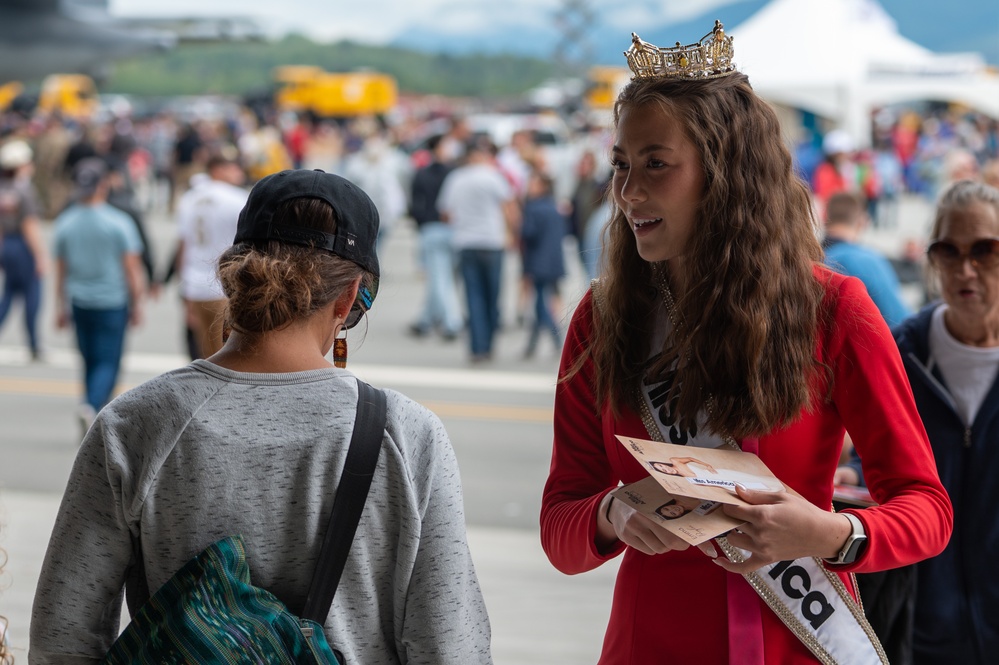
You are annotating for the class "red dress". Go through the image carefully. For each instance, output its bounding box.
[540,266,952,664]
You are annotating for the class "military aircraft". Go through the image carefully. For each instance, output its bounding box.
[0,0,261,83]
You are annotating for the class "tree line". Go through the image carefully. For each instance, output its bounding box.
[107,34,556,99]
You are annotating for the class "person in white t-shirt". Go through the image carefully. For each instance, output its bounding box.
[437,137,518,362]
[174,153,248,358]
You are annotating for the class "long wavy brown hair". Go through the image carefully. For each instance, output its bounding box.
[580,73,826,440]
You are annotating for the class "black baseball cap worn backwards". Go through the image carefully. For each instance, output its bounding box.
[234,169,380,328]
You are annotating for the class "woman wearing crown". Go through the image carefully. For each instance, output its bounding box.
[540,22,952,665]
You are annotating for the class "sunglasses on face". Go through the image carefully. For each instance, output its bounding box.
[926,238,999,270]
[343,278,378,330]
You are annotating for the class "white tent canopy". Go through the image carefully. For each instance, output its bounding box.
[734,0,999,146]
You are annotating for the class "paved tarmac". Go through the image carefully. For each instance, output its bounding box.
[0,192,934,663]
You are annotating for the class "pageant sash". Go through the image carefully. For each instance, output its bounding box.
[637,366,888,665]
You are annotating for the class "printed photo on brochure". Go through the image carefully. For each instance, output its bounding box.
[615,435,786,506]
[612,476,746,546]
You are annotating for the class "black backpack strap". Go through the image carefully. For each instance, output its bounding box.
[301,379,387,623]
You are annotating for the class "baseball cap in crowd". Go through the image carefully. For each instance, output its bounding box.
[72,157,109,198]
[234,169,380,328]
[822,129,855,156]
[0,140,32,170]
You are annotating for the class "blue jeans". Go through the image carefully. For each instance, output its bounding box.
[526,277,562,354]
[414,222,462,334]
[459,248,503,357]
[0,236,42,354]
[72,304,129,412]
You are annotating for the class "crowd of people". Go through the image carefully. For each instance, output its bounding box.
[0,89,997,372]
[2,29,999,661]
[0,102,610,369]
[798,106,999,227]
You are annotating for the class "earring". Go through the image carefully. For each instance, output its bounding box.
[333,330,348,368]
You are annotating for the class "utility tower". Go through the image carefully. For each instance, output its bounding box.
[553,0,596,78]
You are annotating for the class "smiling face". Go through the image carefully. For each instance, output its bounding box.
[650,461,679,476]
[611,102,706,264]
[936,201,999,335]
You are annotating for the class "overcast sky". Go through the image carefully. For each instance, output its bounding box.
[111,0,744,43]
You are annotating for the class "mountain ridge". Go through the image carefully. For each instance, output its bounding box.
[390,0,999,66]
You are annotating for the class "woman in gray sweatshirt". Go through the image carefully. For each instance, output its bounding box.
[30,169,492,664]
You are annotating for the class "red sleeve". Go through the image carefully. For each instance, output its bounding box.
[822,271,953,572]
[541,290,627,574]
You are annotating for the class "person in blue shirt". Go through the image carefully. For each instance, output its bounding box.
[53,158,146,436]
[822,191,911,327]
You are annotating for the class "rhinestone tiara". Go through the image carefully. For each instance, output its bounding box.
[624,20,737,80]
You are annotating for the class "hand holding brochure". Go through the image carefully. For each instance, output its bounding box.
[613,435,788,545]
[611,477,745,546]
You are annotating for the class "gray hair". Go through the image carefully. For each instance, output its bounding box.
[931,180,999,241]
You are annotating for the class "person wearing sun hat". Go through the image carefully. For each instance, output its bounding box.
[31,169,492,664]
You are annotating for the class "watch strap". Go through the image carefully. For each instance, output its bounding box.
[826,512,867,565]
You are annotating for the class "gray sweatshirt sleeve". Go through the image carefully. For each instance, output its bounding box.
[29,422,136,664]
[392,409,492,664]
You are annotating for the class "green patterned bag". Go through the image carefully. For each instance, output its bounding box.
[102,535,342,664]
[103,380,386,665]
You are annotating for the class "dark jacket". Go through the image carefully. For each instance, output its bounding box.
[520,195,567,283]
[108,188,155,283]
[895,303,999,665]
[409,161,451,227]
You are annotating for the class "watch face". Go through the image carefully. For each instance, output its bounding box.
[842,535,868,564]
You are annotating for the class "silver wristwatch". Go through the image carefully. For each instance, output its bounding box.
[826,512,868,565]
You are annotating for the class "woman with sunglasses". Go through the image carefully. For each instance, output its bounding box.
[31,170,492,663]
[892,179,999,664]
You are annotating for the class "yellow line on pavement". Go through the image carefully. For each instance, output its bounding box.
[0,376,81,397]
[0,377,552,423]
[420,401,552,423]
